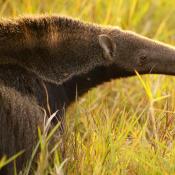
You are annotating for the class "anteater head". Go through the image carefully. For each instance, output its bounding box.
[99,29,175,75]
[0,16,175,84]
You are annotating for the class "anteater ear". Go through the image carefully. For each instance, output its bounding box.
[98,34,116,61]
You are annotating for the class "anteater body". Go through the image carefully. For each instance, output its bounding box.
[0,15,175,174]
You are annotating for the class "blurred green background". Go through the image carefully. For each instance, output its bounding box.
[0,0,175,174]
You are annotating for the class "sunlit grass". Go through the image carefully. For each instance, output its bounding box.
[0,0,175,174]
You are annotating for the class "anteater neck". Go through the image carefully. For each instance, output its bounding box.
[45,64,135,113]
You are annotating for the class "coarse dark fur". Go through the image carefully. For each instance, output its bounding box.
[0,15,175,174]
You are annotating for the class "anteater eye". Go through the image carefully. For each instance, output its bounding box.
[139,55,147,66]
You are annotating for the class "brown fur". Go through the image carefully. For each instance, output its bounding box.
[0,15,108,83]
[0,15,175,174]
[0,65,47,174]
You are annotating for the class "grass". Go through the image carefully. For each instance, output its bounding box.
[0,0,175,174]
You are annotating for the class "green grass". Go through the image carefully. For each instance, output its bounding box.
[0,0,175,174]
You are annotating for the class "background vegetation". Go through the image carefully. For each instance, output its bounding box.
[0,0,175,174]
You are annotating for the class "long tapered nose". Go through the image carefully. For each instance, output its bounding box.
[130,32,175,75]
[146,41,175,75]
